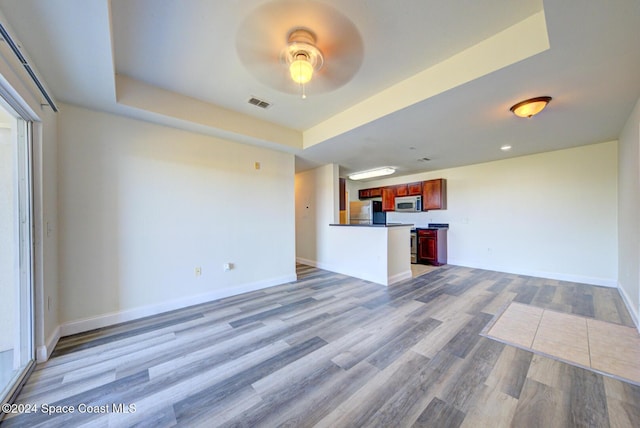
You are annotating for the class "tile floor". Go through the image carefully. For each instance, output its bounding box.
[484,302,640,385]
[410,263,440,278]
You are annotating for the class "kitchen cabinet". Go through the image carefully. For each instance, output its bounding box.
[417,228,447,266]
[358,178,445,210]
[407,181,422,196]
[382,187,395,211]
[422,178,447,210]
[369,187,382,197]
[395,184,408,197]
[359,187,382,199]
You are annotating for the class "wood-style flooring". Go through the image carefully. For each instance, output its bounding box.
[2,264,639,427]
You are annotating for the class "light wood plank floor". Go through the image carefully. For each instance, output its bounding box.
[2,264,639,427]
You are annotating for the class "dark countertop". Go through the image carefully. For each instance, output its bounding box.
[414,223,449,231]
[329,223,414,228]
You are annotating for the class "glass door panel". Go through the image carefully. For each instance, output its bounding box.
[0,105,33,404]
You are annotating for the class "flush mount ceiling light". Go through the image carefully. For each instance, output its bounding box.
[282,28,324,99]
[510,96,552,118]
[348,167,396,181]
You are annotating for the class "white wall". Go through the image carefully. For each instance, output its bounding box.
[57,104,296,332]
[295,164,339,265]
[358,142,619,287]
[320,225,412,285]
[618,96,640,326]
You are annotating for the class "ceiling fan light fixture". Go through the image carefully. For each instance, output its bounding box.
[282,28,323,97]
[289,53,313,84]
[510,96,552,118]
[348,167,396,181]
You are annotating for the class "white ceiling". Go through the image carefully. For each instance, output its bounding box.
[0,0,638,180]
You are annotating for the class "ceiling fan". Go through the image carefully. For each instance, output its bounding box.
[235,0,364,97]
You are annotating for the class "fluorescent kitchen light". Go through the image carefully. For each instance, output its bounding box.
[348,167,396,181]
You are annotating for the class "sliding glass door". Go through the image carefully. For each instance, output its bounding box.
[0,102,34,404]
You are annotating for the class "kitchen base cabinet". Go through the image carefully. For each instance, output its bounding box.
[417,228,447,266]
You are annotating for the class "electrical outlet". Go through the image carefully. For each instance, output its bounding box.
[223,263,233,271]
[195,267,202,277]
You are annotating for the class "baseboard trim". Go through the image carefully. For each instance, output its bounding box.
[617,281,639,333]
[59,274,297,337]
[296,257,411,287]
[388,270,413,285]
[297,256,615,289]
[36,325,60,362]
[296,257,318,267]
[447,259,617,288]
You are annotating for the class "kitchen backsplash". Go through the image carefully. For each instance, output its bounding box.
[386,211,448,228]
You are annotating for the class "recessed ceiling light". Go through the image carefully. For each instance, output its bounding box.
[501,144,512,151]
[348,167,395,181]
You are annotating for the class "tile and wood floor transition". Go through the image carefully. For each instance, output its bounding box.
[2,264,640,427]
[411,263,440,278]
[485,302,640,385]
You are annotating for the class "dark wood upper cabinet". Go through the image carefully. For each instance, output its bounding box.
[422,178,447,211]
[359,187,382,199]
[395,184,408,197]
[358,188,370,199]
[407,181,422,196]
[358,179,446,211]
[382,187,395,211]
[369,187,382,197]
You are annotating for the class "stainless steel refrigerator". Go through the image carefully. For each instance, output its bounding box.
[349,200,386,224]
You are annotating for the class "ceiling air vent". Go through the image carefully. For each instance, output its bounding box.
[248,97,271,109]
[418,157,431,162]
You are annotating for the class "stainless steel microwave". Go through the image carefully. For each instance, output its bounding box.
[395,195,422,212]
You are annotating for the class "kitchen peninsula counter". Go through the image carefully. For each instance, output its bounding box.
[324,223,413,286]
[329,223,414,227]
